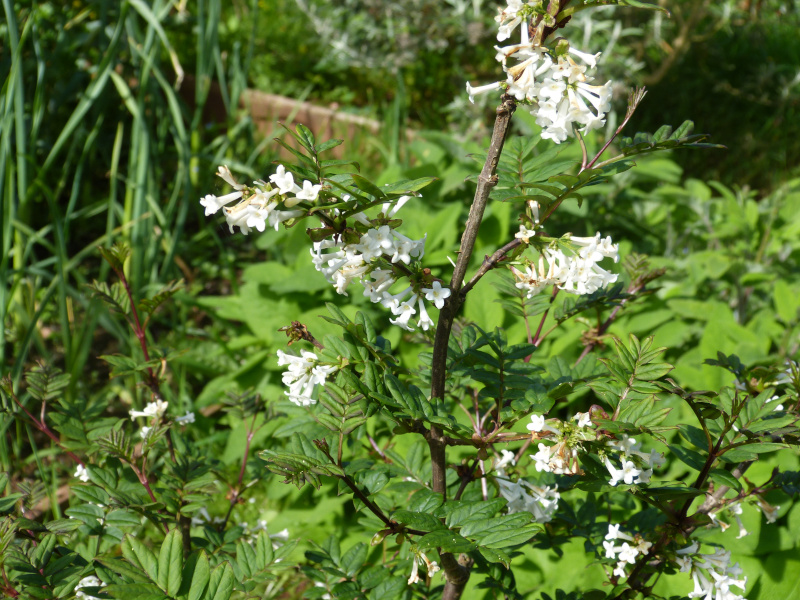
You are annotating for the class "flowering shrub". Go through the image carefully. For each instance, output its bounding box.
[1,2,798,600]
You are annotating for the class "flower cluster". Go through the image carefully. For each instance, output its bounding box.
[603,434,665,487]
[526,414,665,488]
[494,449,560,523]
[311,214,450,332]
[74,464,90,483]
[200,166,305,235]
[710,501,749,539]
[276,349,337,406]
[467,1,613,143]
[674,543,749,600]
[527,412,595,475]
[129,399,168,420]
[511,232,620,297]
[602,523,653,579]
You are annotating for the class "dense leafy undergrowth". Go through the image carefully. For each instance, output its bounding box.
[2,2,799,600]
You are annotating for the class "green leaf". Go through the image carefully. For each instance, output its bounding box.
[350,174,386,199]
[180,551,210,600]
[206,561,235,600]
[417,530,475,554]
[122,535,158,581]
[341,543,368,577]
[103,583,168,600]
[708,468,743,493]
[236,540,257,578]
[477,523,543,548]
[156,529,182,595]
[255,531,274,570]
[477,546,511,569]
[315,138,344,153]
[669,445,707,472]
[392,510,445,532]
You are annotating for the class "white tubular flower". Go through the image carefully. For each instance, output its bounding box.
[362,269,396,302]
[510,257,557,299]
[466,80,503,104]
[287,180,322,207]
[130,399,168,420]
[726,503,749,539]
[381,285,414,312]
[532,443,553,472]
[605,457,624,486]
[528,200,541,225]
[568,232,620,263]
[421,281,451,309]
[356,227,393,260]
[382,194,412,217]
[269,165,300,195]
[276,349,336,406]
[515,224,539,244]
[200,191,243,216]
[408,550,438,584]
[140,426,152,440]
[495,449,516,470]
[756,496,780,523]
[498,476,560,523]
[709,570,748,599]
[617,543,638,564]
[390,296,418,332]
[675,555,694,573]
[74,464,90,483]
[613,562,628,578]
[175,411,195,425]
[607,434,641,456]
[223,203,257,235]
[568,47,601,68]
[688,569,714,599]
[216,165,245,190]
[572,412,592,428]
[417,297,435,331]
[603,540,618,559]
[389,230,425,265]
[526,414,561,435]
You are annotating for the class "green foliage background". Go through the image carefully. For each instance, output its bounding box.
[1,1,799,599]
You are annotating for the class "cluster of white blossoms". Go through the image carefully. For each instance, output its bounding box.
[74,464,90,483]
[511,232,620,297]
[602,523,653,579]
[709,496,781,540]
[276,349,337,407]
[495,449,560,523]
[674,543,749,600]
[527,415,665,487]
[128,399,195,439]
[467,1,613,143]
[527,412,594,475]
[200,165,306,235]
[310,205,450,332]
[603,434,665,487]
[407,548,440,585]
